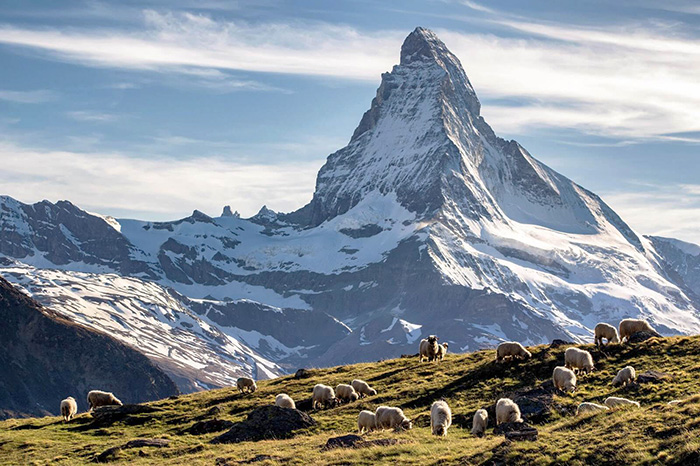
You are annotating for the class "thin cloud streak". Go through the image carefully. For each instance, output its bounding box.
[0,89,57,103]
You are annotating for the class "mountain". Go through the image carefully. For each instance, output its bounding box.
[0,276,178,419]
[1,27,699,381]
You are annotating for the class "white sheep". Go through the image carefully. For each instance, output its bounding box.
[430,400,452,436]
[552,366,577,393]
[87,390,122,411]
[419,335,440,362]
[236,377,257,394]
[351,379,377,398]
[496,398,522,425]
[335,384,359,403]
[375,406,413,431]
[604,397,640,409]
[619,319,657,343]
[436,343,449,361]
[612,366,636,387]
[275,393,296,409]
[471,409,488,436]
[312,384,338,410]
[576,402,609,416]
[564,347,595,374]
[496,342,532,363]
[594,323,620,346]
[60,396,77,421]
[357,410,377,434]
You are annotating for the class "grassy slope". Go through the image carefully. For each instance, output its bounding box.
[1,336,700,465]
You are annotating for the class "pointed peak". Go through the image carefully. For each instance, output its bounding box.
[400,27,447,65]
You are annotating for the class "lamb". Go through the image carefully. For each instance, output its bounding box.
[236,377,257,394]
[335,384,359,403]
[604,396,640,409]
[312,384,338,410]
[357,410,377,434]
[496,398,522,425]
[564,347,595,374]
[430,400,452,436]
[496,342,532,363]
[87,390,122,411]
[471,409,488,436]
[60,396,77,421]
[351,379,377,398]
[375,406,413,431]
[436,342,449,361]
[594,322,620,346]
[275,393,296,409]
[552,366,577,393]
[419,335,440,362]
[576,402,609,416]
[612,366,636,387]
[619,318,658,343]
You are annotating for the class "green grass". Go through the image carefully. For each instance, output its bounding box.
[2,336,700,465]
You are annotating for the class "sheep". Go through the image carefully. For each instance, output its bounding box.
[436,342,449,361]
[564,347,595,374]
[312,384,338,410]
[336,384,359,403]
[60,397,77,421]
[357,410,377,434]
[496,398,522,425]
[419,335,440,362]
[668,400,683,406]
[351,379,377,398]
[496,342,532,363]
[430,400,452,436]
[612,366,636,387]
[275,393,296,409]
[594,322,620,346]
[471,409,488,436]
[619,318,657,343]
[236,377,257,394]
[87,390,122,411]
[604,397,640,409]
[553,366,577,393]
[375,406,413,431]
[576,402,609,416]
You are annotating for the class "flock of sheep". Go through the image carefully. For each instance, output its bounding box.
[56,317,679,442]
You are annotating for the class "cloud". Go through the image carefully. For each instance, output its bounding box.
[0,89,57,103]
[0,141,321,220]
[66,110,119,122]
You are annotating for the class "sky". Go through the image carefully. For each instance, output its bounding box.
[0,0,699,244]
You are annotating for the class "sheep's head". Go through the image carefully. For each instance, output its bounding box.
[350,393,359,402]
[368,388,377,396]
[434,426,446,436]
[428,335,438,344]
[522,349,532,359]
[583,364,595,374]
[611,335,620,343]
[398,419,413,431]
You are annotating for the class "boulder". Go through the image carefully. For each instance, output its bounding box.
[550,339,574,348]
[629,331,662,343]
[211,406,315,444]
[637,370,671,384]
[323,434,399,450]
[494,422,538,441]
[95,438,169,462]
[294,368,311,379]
[186,419,234,435]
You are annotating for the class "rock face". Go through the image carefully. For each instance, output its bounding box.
[1,27,700,381]
[0,277,178,419]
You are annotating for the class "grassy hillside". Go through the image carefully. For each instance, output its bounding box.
[1,336,700,465]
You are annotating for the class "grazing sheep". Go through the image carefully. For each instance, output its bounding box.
[335,384,359,403]
[351,379,377,398]
[357,410,377,434]
[436,342,449,361]
[471,409,488,436]
[619,319,657,343]
[275,393,296,409]
[60,397,77,421]
[496,342,532,363]
[87,390,122,411]
[576,402,609,416]
[236,377,257,394]
[312,384,338,410]
[419,335,440,362]
[552,366,577,393]
[496,398,522,425]
[612,366,636,387]
[430,400,452,436]
[375,406,413,431]
[564,347,595,374]
[604,397,640,409]
[594,322,620,346]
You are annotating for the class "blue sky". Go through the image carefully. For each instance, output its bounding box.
[0,0,699,243]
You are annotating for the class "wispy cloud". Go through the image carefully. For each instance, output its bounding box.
[0,89,57,103]
[66,110,119,122]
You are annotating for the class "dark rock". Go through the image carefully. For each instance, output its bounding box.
[550,339,574,348]
[629,331,662,343]
[94,438,169,462]
[78,404,162,430]
[207,406,222,417]
[295,398,313,412]
[186,419,234,435]
[294,368,311,379]
[511,381,556,423]
[637,370,671,384]
[322,434,399,450]
[211,406,315,444]
[494,422,538,441]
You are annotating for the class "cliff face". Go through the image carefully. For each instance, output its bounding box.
[0,277,178,419]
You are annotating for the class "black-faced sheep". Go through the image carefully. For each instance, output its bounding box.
[419,335,440,362]
[619,319,657,343]
[357,410,377,434]
[612,366,636,387]
[87,390,122,411]
[351,379,377,398]
[275,393,296,409]
[312,384,338,410]
[496,342,531,363]
[375,406,413,431]
[564,347,595,374]
[60,396,77,421]
[594,322,620,346]
[553,366,577,393]
[471,409,488,436]
[335,384,359,403]
[430,400,452,436]
[236,377,257,394]
[496,398,522,425]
